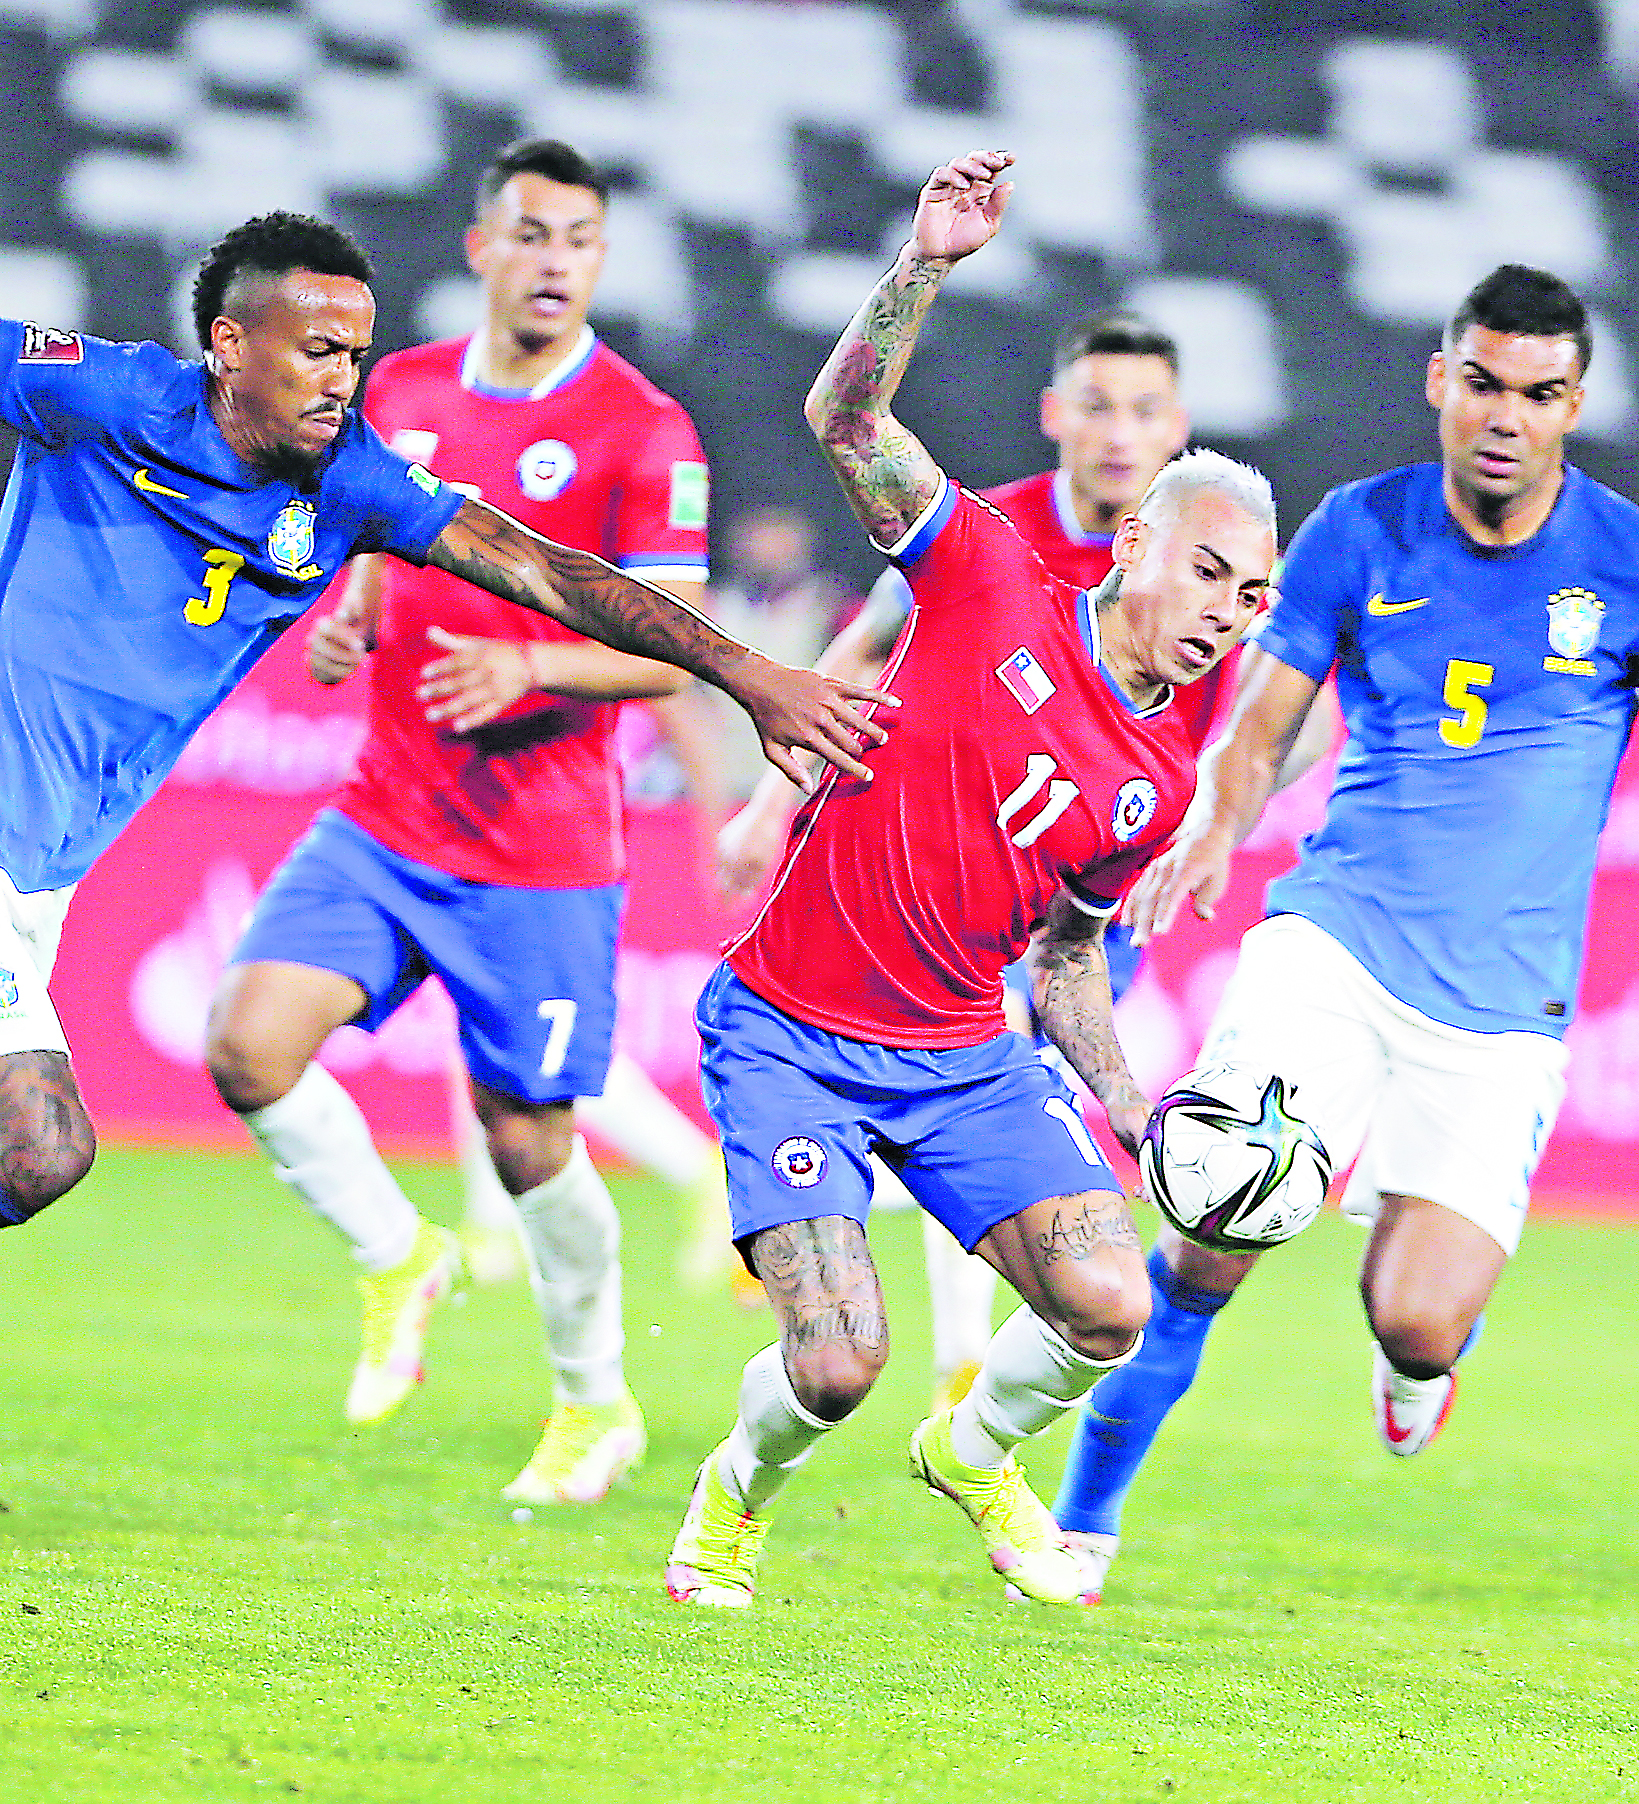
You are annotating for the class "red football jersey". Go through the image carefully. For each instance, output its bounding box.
[727,483,1197,1048]
[336,331,709,887]
[986,468,1236,755]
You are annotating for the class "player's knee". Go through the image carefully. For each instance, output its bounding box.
[786,1334,888,1424]
[1362,1283,1465,1376]
[473,1095,576,1195]
[203,1012,297,1113]
[1,1117,97,1223]
[1053,1262,1152,1364]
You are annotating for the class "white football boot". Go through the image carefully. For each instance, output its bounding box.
[1058,1529,1120,1603]
[1372,1344,1457,1457]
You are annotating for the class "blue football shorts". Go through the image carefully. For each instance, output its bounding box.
[696,963,1121,1251]
[230,808,622,1104]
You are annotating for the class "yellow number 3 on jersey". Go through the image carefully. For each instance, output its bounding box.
[1438,658,1495,749]
[184,547,246,627]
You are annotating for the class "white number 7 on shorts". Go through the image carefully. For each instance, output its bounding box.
[537,998,579,1078]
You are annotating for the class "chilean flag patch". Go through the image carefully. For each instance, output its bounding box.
[996,646,1056,714]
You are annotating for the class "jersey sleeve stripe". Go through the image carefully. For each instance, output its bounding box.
[621,556,711,581]
[885,476,955,565]
[1062,885,1120,918]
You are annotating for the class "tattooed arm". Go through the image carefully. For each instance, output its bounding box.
[804,149,1015,548]
[1033,887,1150,1158]
[420,498,891,787]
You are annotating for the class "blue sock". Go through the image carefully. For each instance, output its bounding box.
[1052,1245,1233,1536]
[1457,1312,1484,1360]
[0,1192,26,1227]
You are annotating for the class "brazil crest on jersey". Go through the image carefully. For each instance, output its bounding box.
[727,480,1197,1048]
[1256,461,1639,1037]
[0,318,463,892]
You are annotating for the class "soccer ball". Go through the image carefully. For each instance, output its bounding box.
[1138,1063,1332,1252]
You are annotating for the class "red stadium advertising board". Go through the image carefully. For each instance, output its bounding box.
[50,627,1639,1213]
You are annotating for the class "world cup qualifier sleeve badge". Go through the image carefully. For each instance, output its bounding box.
[771,1135,829,1189]
[267,499,322,581]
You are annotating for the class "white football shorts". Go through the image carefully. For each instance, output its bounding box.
[1198,913,1566,1256]
[0,867,75,1059]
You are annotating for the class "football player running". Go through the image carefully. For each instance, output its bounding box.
[664,150,1276,1608]
[1052,263,1639,1598]
[0,212,888,1239]
[204,139,719,1504]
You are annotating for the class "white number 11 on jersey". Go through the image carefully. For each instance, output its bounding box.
[997,753,1080,849]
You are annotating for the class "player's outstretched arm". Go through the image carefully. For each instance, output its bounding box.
[805,149,1014,548]
[1123,646,1321,944]
[422,498,893,786]
[1033,889,1149,1159]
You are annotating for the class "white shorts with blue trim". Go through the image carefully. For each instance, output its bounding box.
[0,869,73,1058]
[1200,914,1566,1256]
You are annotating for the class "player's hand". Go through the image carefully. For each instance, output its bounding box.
[912,150,1014,263]
[716,790,799,907]
[729,652,898,789]
[1102,1085,1152,1162]
[306,594,372,685]
[1121,827,1236,945]
[417,625,535,731]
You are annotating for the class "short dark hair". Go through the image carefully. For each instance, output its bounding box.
[477,137,609,214]
[191,211,374,352]
[1053,311,1179,378]
[1447,264,1592,376]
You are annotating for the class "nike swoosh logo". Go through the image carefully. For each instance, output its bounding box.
[1366,592,1430,616]
[133,467,187,499]
[1381,1398,1415,1444]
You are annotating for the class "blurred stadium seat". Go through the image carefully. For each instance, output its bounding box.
[0,0,1634,578]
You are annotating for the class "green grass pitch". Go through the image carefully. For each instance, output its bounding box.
[1,1144,1635,1804]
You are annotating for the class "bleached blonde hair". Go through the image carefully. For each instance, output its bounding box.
[1133,447,1276,539]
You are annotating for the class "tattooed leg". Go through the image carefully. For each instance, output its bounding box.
[977,1188,1148,1363]
[694,1217,890,1524]
[746,1215,890,1420]
[0,1050,97,1225]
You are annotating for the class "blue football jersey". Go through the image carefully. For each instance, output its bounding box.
[0,318,464,891]
[1256,461,1639,1038]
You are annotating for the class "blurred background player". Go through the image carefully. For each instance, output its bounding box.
[713,312,1194,1401]
[1051,263,1639,1595]
[205,138,714,1506]
[704,503,863,805]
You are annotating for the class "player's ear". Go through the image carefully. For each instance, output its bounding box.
[210,315,244,372]
[463,223,489,278]
[1039,385,1062,447]
[1563,379,1585,433]
[1111,510,1147,571]
[1424,350,1447,410]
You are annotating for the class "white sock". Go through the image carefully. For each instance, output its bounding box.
[922,1212,998,1374]
[243,1063,419,1272]
[513,1134,627,1406]
[575,1051,713,1188]
[445,1060,520,1233]
[950,1305,1144,1470]
[716,1343,833,1512]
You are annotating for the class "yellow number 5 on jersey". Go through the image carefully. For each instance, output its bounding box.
[185,547,246,627]
[1439,658,1495,748]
